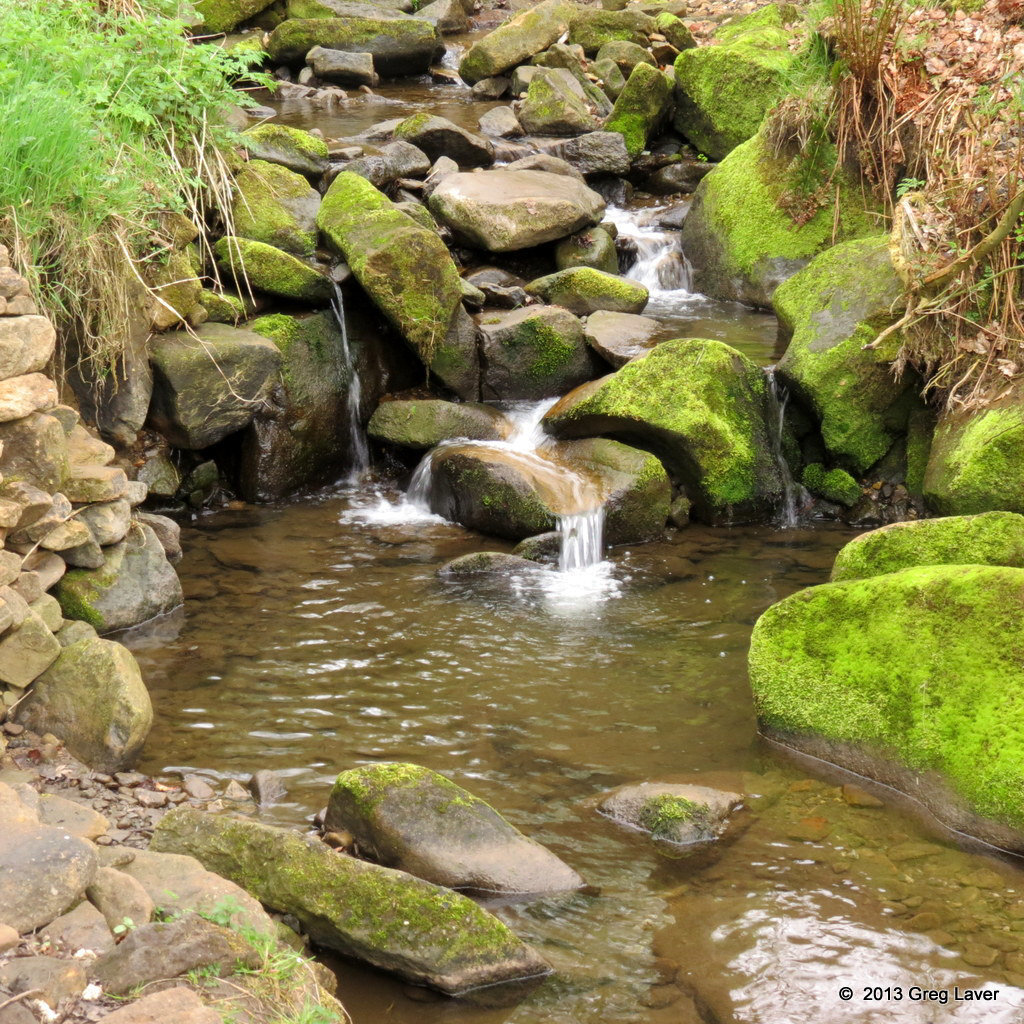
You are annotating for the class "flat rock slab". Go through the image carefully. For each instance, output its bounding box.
[38,792,109,840]
[599,782,743,844]
[97,986,220,1024]
[325,763,584,894]
[368,399,509,450]
[0,372,58,422]
[584,310,662,366]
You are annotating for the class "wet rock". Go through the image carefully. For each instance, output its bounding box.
[459,0,573,83]
[213,236,332,303]
[478,105,522,138]
[248,768,287,806]
[152,807,551,995]
[544,339,784,524]
[241,123,329,177]
[394,113,493,167]
[605,62,673,157]
[479,305,597,401]
[0,315,56,381]
[232,159,320,257]
[93,912,259,994]
[307,45,379,86]
[265,17,441,77]
[525,267,648,315]
[599,782,742,843]
[325,763,584,893]
[148,322,282,449]
[471,76,509,99]
[97,986,220,1024]
[555,227,618,274]
[512,531,561,564]
[583,309,661,366]
[518,68,599,136]
[416,0,468,34]
[346,139,432,188]
[567,8,655,53]
[17,639,153,772]
[0,781,98,933]
[646,159,714,194]
[429,170,604,252]
[87,866,155,931]
[0,412,69,493]
[40,900,114,955]
[438,551,546,576]
[0,955,87,1009]
[368,399,508,450]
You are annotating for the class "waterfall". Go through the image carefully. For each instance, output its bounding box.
[764,367,807,528]
[557,508,605,571]
[604,207,694,296]
[330,284,369,482]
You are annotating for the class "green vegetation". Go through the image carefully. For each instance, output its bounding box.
[638,794,712,840]
[801,463,860,507]
[0,0,267,372]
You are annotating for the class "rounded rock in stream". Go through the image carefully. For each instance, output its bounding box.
[599,782,743,844]
[438,551,548,577]
[325,763,584,894]
[369,398,509,450]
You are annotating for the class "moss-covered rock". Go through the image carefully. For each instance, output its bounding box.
[525,267,648,316]
[774,237,911,472]
[147,248,204,331]
[544,338,783,523]
[802,463,860,507]
[368,399,508,450]
[680,131,880,307]
[673,4,799,160]
[605,61,673,157]
[266,15,440,74]
[458,0,573,83]
[478,305,599,400]
[199,288,251,324]
[325,763,584,894]
[595,39,655,76]
[598,782,741,844]
[923,392,1024,515]
[241,123,329,178]
[394,113,493,167]
[567,9,656,54]
[151,807,551,995]
[317,172,473,397]
[196,0,277,32]
[555,227,618,274]
[17,639,152,772]
[748,564,1024,847]
[654,11,695,50]
[830,511,1024,582]
[214,236,331,303]
[518,69,600,137]
[232,159,320,256]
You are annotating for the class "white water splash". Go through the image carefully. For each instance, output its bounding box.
[330,285,369,482]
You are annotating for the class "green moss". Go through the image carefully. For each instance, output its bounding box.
[457,0,573,83]
[638,794,712,839]
[195,0,274,33]
[214,236,331,302]
[200,288,249,324]
[394,111,433,138]
[802,463,860,507]
[232,159,317,256]
[265,17,440,70]
[242,123,328,166]
[55,562,120,630]
[499,312,577,381]
[567,9,654,53]
[748,564,1024,830]
[525,267,648,316]
[605,62,672,157]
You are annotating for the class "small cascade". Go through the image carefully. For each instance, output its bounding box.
[557,508,605,571]
[605,207,694,295]
[764,366,807,528]
[330,284,369,481]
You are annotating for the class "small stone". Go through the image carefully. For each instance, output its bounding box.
[841,783,885,808]
[182,774,215,800]
[115,771,146,787]
[223,780,250,801]
[0,922,18,951]
[957,868,1003,890]
[961,942,1000,968]
[787,816,832,842]
[906,912,942,932]
[135,788,167,809]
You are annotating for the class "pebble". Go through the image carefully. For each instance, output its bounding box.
[134,789,167,809]
[223,780,249,801]
[787,816,831,842]
[842,783,884,808]
[183,774,215,800]
[961,942,1000,968]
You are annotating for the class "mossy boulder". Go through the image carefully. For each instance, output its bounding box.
[148,321,282,449]
[680,132,879,307]
[567,9,656,54]
[147,248,204,331]
[325,763,584,894]
[923,392,1024,515]
[654,11,695,50]
[196,0,277,32]
[438,551,546,576]
[266,16,441,74]
[17,639,152,772]
[672,4,799,160]
[214,237,331,303]
[595,39,655,76]
[478,305,599,400]
[458,0,573,83]
[831,511,1024,582]
[232,159,320,256]
[423,437,669,542]
[598,782,741,844]
[802,463,860,507]
[525,267,648,316]
[241,123,329,177]
[555,227,618,274]
[774,237,910,472]
[54,524,184,634]
[199,288,252,325]
[395,113,494,167]
[317,173,473,398]
[151,807,551,995]
[748,564,1024,848]
[543,338,784,523]
[605,61,673,157]
[368,399,508,450]
[518,69,600,137]
[428,169,605,252]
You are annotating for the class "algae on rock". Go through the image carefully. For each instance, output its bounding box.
[604,61,673,157]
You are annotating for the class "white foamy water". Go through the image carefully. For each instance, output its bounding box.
[765,366,810,528]
[330,284,369,482]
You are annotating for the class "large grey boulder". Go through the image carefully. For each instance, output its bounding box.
[459,0,573,82]
[478,305,599,400]
[54,523,183,634]
[17,638,153,772]
[428,170,605,252]
[518,69,600,136]
[325,763,584,894]
[151,807,551,995]
[368,399,509,450]
[148,323,282,449]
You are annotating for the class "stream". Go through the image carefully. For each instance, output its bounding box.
[124,46,1024,1024]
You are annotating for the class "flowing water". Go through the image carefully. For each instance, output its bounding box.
[330,283,369,480]
[128,53,1024,1024]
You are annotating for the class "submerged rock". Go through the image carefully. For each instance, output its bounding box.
[438,551,548,575]
[151,807,551,995]
[525,267,648,316]
[368,399,508,450]
[458,0,573,83]
[544,339,783,523]
[749,564,1024,850]
[830,511,1024,582]
[428,169,605,252]
[325,763,584,893]
[599,782,742,843]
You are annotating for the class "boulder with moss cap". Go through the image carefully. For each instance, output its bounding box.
[680,131,879,308]
[368,399,509,450]
[599,782,742,843]
[232,159,320,257]
[325,763,584,894]
[195,0,277,32]
[242,123,329,178]
[394,113,493,167]
[458,0,573,83]
[214,237,332,303]
[604,61,673,157]
[749,563,1024,850]
[567,8,656,53]
[525,267,648,316]
[518,69,600,137]
[774,237,912,472]
[151,806,551,994]
[316,172,476,398]
[544,338,784,523]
